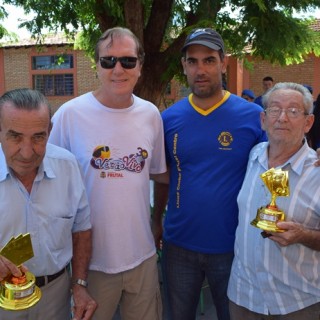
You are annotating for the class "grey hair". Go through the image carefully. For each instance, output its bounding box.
[94,27,145,64]
[0,88,52,120]
[262,82,314,114]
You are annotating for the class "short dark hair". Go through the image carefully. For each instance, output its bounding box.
[94,27,145,64]
[0,88,52,120]
[263,76,273,82]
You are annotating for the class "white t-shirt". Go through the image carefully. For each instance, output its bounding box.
[49,92,166,273]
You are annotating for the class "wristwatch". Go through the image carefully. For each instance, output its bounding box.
[72,278,88,288]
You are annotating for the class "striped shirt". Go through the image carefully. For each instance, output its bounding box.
[228,140,320,315]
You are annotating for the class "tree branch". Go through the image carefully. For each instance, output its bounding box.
[144,0,175,51]
[124,0,144,41]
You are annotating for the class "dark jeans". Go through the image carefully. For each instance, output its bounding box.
[161,240,233,320]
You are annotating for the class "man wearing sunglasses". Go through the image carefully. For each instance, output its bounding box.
[49,27,166,320]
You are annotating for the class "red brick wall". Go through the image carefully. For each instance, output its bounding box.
[244,55,318,100]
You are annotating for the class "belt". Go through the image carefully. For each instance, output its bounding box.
[35,268,66,288]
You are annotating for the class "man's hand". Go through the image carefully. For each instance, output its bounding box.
[269,221,304,246]
[72,285,97,320]
[269,221,320,251]
[152,218,163,250]
[71,230,95,319]
[0,255,25,281]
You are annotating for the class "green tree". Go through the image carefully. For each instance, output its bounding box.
[3,0,320,105]
[0,5,11,39]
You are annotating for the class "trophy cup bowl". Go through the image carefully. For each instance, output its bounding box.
[0,234,42,310]
[251,168,289,233]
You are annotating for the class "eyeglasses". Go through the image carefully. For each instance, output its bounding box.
[265,107,309,119]
[99,56,138,69]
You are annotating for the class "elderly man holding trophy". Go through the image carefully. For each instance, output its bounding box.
[0,89,97,319]
[228,82,320,319]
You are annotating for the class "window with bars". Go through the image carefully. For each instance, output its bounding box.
[31,54,75,96]
[33,74,74,96]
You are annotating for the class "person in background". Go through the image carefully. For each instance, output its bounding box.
[254,76,274,108]
[241,89,256,102]
[0,88,96,320]
[152,28,266,320]
[228,82,320,320]
[307,93,320,150]
[49,27,167,320]
[303,84,313,96]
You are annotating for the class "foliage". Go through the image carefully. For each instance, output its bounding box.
[2,0,320,103]
[0,5,12,40]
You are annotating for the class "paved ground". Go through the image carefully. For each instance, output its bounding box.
[195,285,218,320]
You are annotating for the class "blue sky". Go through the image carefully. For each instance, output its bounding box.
[3,4,35,38]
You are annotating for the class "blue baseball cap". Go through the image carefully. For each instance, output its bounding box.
[303,84,313,94]
[182,28,225,53]
[242,89,255,99]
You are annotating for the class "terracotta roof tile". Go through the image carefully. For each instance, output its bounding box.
[1,33,74,48]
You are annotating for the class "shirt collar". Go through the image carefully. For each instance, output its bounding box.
[0,147,9,182]
[253,139,310,175]
[41,154,56,179]
[0,146,56,182]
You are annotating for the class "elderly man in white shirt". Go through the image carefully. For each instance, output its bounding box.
[0,88,97,320]
[228,82,320,320]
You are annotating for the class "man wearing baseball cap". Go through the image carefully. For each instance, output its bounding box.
[181,28,225,52]
[153,28,266,320]
[241,89,256,102]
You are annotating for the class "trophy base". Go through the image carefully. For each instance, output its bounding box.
[0,271,42,310]
[251,205,285,232]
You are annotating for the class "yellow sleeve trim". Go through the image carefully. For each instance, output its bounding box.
[188,91,231,116]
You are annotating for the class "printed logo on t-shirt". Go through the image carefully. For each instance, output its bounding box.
[218,131,233,149]
[90,145,148,178]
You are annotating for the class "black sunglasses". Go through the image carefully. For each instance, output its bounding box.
[99,56,138,69]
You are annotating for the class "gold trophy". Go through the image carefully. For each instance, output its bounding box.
[251,168,289,232]
[0,234,41,310]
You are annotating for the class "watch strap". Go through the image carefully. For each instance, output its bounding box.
[73,278,88,288]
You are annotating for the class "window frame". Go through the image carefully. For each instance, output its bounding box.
[30,47,77,98]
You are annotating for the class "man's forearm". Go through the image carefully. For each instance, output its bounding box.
[150,170,169,184]
[300,228,320,251]
[151,182,169,249]
[153,182,169,222]
[72,229,92,280]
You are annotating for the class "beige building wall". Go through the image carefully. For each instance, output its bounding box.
[0,44,100,113]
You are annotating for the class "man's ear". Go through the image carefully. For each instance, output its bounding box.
[260,111,267,131]
[221,55,228,74]
[181,57,187,75]
[304,114,314,134]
